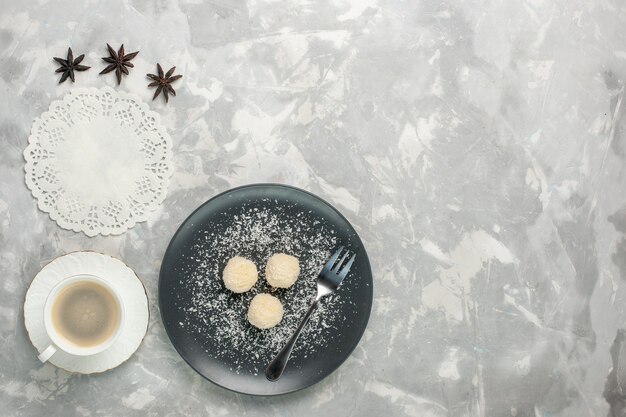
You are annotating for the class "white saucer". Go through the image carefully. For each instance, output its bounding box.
[24,251,149,373]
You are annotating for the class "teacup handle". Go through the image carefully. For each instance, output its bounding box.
[38,345,57,363]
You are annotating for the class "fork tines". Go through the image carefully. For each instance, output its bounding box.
[324,246,356,280]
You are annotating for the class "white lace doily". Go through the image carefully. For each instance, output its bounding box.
[24,87,173,236]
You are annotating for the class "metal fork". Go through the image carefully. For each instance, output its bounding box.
[265,246,356,381]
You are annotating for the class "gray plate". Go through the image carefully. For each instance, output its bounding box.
[158,184,373,395]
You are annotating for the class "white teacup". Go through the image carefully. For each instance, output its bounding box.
[38,274,125,362]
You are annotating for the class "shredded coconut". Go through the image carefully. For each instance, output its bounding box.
[175,200,344,374]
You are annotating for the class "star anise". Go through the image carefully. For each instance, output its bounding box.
[99,43,139,85]
[53,48,90,84]
[146,64,183,103]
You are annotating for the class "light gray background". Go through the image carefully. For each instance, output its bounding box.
[2,0,626,416]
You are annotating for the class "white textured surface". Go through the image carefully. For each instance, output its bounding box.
[2,0,626,416]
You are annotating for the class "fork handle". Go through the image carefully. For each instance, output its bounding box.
[265,299,319,381]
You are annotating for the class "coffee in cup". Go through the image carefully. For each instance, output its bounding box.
[38,274,124,362]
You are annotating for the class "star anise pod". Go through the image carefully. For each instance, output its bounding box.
[146,63,183,103]
[99,43,139,85]
[53,48,90,84]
